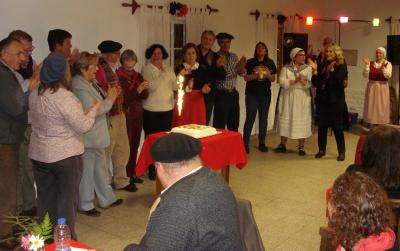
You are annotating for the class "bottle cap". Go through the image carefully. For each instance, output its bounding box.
[57,218,66,224]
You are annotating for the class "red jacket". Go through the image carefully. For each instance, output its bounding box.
[117,67,148,118]
[95,61,124,116]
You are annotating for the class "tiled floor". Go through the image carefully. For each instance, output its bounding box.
[76,129,361,251]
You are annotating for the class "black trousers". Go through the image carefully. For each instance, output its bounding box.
[32,155,83,240]
[213,90,240,131]
[143,109,173,137]
[317,102,346,154]
[0,144,19,239]
[203,88,216,125]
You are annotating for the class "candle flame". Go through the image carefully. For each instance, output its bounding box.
[177,75,184,116]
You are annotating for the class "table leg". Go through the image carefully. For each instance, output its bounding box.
[221,165,230,184]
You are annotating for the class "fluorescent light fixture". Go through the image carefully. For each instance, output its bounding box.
[339,16,349,23]
[372,18,380,26]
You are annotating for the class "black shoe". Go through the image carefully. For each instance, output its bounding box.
[122,183,138,192]
[130,176,144,184]
[337,153,345,161]
[244,145,249,154]
[274,144,287,153]
[80,208,101,217]
[110,198,123,207]
[315,150,326,158]
[298,148,306,156]
[148,165,156,180]
[258,144,268,152]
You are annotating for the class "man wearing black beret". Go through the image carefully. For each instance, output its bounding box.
[95,40,136,192]
[124,133,242,251]
[213,32,246,132]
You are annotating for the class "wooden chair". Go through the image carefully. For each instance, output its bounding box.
[319,226,336,251]
[390,198,400,238]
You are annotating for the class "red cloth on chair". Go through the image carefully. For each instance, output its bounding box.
[135,129,247,176]
[325,135,368,217]
[172,90,206,127]
[354,135,367,165]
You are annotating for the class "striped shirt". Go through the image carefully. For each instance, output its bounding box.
[215,51,239,90]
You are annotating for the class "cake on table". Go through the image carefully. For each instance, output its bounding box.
[171,124,218,138]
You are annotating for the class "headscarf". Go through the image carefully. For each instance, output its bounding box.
[376,47,386,58]
[290,47,304,60]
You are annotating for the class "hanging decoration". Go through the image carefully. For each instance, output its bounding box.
[169,2,189,17]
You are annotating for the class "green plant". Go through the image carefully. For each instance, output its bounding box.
[1,213,53,244]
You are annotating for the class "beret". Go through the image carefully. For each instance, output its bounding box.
[376,47,386,58]
[97,40,122,53]
[40,52,66,84]
[150,133,202,163]
[216,32,234,40]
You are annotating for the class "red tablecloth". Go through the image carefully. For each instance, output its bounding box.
[136,129,247,176]
[45,240,93,250]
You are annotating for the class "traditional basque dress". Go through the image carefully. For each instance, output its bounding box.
[362,61,392,124]
[172,62,208,126]
[276,63,313,139]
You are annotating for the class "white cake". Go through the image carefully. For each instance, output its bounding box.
[171,124,218,138]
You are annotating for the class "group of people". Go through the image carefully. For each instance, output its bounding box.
[0,27,259,247]
[270,37,393,163]
[0,24,397,250]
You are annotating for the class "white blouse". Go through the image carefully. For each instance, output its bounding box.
[363,61,392,79]
[142,63,177,112]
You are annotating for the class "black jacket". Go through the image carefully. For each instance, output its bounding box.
[0,61,28,144]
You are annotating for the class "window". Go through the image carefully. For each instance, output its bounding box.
[170,18,186,67]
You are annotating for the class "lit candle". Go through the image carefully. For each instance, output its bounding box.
[177,75,185,116]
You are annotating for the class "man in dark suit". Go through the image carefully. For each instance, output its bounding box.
[0,37,29,249]
[124,133,242,251]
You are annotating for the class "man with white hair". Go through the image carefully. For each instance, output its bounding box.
[124,133,242,251]
[0,37,29,249]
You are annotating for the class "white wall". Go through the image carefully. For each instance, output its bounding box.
[0,0,142,62]
[1,0,397,128]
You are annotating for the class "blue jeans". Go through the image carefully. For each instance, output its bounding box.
[243,94,271,146]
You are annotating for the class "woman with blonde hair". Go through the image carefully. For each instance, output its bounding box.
[313,45,348,161]
[71,52,122,217]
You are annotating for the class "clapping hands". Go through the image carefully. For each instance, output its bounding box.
[137,80,149,94]
[107,86,120,103]
[362,56,370,66]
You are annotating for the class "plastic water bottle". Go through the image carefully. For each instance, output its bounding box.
[54,218,71,251]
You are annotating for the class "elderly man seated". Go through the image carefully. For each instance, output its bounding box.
[124,133,242,251]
